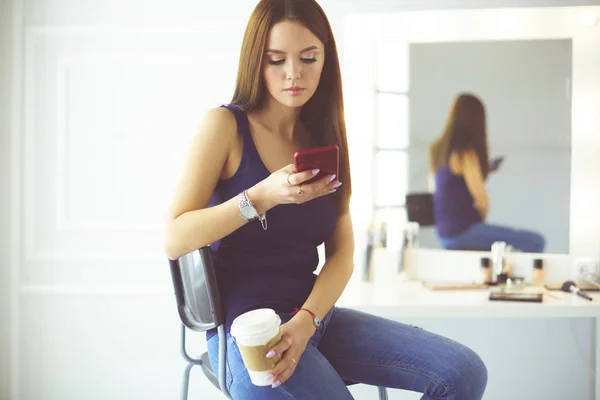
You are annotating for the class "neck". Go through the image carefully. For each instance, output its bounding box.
[255,95,302,141]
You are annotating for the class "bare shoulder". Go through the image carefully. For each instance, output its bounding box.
[166,107,238,222]
[458,149,484,181]
[461,149,480,168]
[449,149,478,175]
[452,148,475,165]
[197,106,238,142]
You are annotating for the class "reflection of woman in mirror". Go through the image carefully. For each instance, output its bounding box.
[430,93,545,253]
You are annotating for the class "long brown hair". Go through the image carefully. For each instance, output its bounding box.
[231,0,351,215]
[430,93,489,179]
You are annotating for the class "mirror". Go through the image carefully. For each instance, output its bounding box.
[407,39,571,253]
[341,9,589,256]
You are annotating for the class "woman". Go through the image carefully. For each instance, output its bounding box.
[164,1,487,398]
[430,93,545,253]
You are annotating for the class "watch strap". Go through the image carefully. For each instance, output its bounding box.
[237,190,268,230]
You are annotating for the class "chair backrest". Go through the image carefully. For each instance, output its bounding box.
[168,246,225,332]
[405,192,435,227]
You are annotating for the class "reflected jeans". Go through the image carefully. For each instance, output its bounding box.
[207,307,488,399]
[439,222,546,253]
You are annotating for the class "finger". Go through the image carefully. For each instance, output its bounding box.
[280,163,297,174]
[266,336,292,361]
[268,356,294,382]
[303,174,340,196]
[289,168,320,186]
[315,174,338,191]
[267,346,298,377]
[295,174,332,195]
[270,355,298,387]
[272,365,295,388]
[319,174,338,188]
[318,180,343,198]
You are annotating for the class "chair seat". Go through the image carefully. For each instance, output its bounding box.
[199,352,220,390]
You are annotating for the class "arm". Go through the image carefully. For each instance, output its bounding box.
[164,108,338,260]
[428,172,436,192]
[267,211,354,387]
[461,149,489,220]
[163,107,246,260]
[300,211,354,321]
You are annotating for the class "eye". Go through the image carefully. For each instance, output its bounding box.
[301,58,317,64]
[267,59,285,65]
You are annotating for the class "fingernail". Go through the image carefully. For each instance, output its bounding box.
[312,169,320,175]
[266,350,276,358]
[329,174,336,182]
[328,189,337,194]
[272,380,281,388]
[333,182,342,188]
[266,374,273,380]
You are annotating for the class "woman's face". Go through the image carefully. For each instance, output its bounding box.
[262,20,325,109]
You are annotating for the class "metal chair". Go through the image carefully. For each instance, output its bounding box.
[168,246,389,399]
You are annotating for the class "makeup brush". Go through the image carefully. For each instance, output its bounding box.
[561,280,593,301]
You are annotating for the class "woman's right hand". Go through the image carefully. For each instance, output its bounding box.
[247,164,341,214]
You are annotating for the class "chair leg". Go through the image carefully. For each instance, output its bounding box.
[217,324,232,399]
[181,363,194,400]
[181,324,202,364]
[377,386,389,400]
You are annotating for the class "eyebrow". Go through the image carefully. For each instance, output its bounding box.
[265,45,319,54]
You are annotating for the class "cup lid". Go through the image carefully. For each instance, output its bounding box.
[231,308,279,337]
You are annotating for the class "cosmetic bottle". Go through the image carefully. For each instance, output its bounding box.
[480,257,492,283]
[532,258,544,286]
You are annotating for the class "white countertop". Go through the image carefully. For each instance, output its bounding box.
[337,279,600,319]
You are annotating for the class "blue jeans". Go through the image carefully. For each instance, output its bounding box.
[438,222,545,253]
[207,307,487,399]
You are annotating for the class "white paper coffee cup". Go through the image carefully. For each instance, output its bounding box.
[231,308,282,386]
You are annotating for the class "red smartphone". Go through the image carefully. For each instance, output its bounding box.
[294,145,339,184]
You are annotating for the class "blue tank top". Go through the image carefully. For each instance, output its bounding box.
[206,105,337,339]
[433,166,482,238]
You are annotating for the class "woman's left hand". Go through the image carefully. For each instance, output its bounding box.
[266,312,316,388]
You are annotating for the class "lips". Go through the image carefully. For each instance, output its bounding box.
[285,86,305,95]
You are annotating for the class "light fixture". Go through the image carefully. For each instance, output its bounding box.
[581,10,598,27]
[506,15,520,31]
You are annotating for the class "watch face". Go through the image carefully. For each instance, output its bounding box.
[240,205,258,220]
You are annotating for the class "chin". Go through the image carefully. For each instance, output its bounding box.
[276,94,311,109]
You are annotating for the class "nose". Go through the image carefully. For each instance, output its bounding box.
[286,62,303,80]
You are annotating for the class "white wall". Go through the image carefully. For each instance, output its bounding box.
[2,1,600,400]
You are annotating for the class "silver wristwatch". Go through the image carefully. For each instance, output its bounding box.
[237,190,267,230]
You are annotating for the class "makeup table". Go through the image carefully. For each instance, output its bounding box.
[338,279,600,319]
[337,279,600,399]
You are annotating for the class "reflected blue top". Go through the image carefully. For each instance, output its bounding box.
[433,166,482,238]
